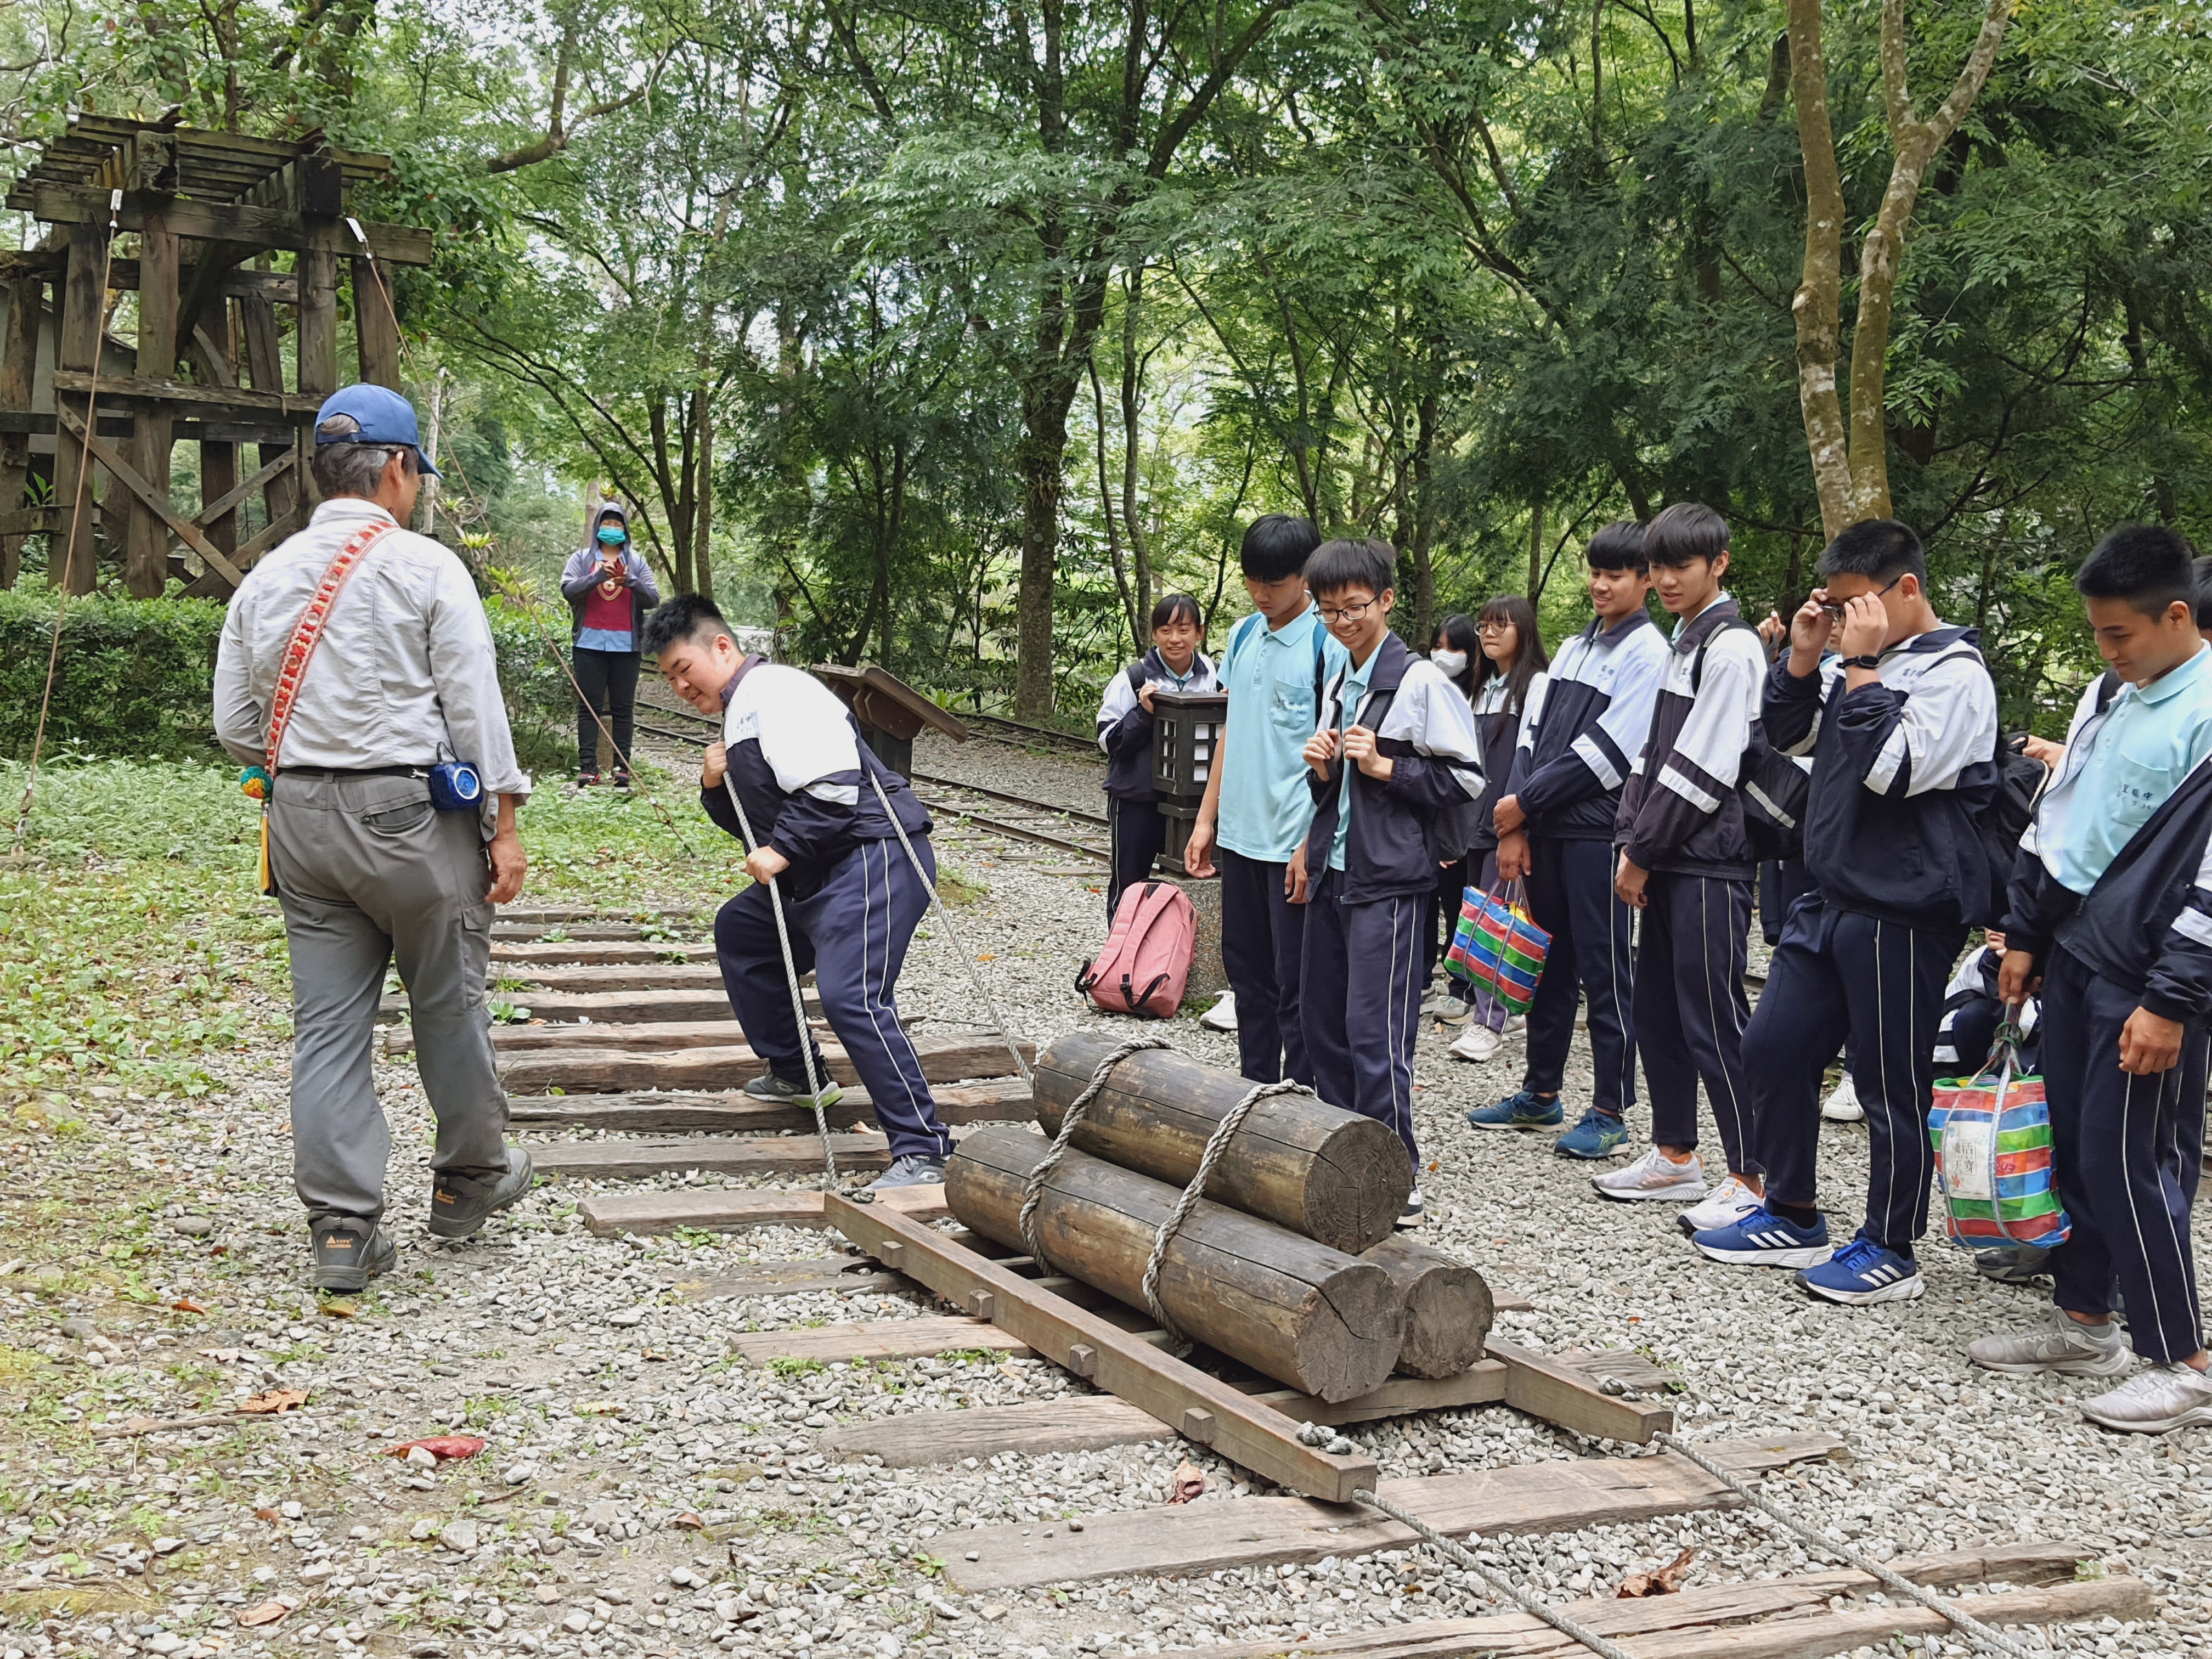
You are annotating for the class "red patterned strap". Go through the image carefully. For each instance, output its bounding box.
[263,522,396,775]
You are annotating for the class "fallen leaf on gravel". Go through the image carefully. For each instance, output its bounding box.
[171,1297,206,1314]
[642,1348,674,1361]
[672,1511,704,1530]
[321,1299,358,1318]
[575,1402,626,1417]
[1167,1460,1206,1504]
[238,1389,311,1414]
[1618,1547,1698,1598]
[239,1600,290,1627]
[255,1508,279,1522]
[385,1435,487,1463]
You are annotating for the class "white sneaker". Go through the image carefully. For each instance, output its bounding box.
[1200,991,1238,1032]
[1504,1015,1527,1037]
[1592,1146,1707,1202]
[1449,1024,1504,1063]
[1676,1173,1762,1235]
[1821,1076,1864,1122]
[2080,1364,2212,1434]
[1966,1314,2130,1377]
[1396,1189,1425,1229]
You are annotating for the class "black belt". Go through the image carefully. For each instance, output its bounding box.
[280,765,433,780]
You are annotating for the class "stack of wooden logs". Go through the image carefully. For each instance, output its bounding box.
[946,1031,1493,1403]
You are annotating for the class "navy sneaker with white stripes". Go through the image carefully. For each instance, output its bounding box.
[1796,1236,1925,1305]
[1691,1205,1832,1269]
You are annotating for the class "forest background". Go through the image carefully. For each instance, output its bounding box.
[3,0,2210,737]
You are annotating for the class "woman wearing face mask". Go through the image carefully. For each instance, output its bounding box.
[562,501,661,787]
[1433,597,1550,1060]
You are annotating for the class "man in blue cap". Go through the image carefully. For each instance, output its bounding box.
[214,385,538,1291]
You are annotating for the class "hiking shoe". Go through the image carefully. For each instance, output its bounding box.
[610,770,631,789]
[1466,1090,1563,1130]
[1555,1108,1629,1159]
[429,1147,536,1241]
[1429,996,1474,1027]
[1199,991,1238,1031]
[866,1154,945,1192]
[1821,1076,1865,1122]
[1449,1023,1503,1061]
[1419,988,1462,1016]
[1972,1244,2055,1286]
[743,1070,846,1110]
[1677,1173,1762,1235]
[2079,1364,2212,1434]
[1692,1205,1832,1268]
[1396,1188,1425,1229]
[1797,1236,1924,1305]
[577,770,601,787]
[311,1216,396,1292]
[1503,1014,1527,1037]
[1592,1145,1706,1201]
[1967,1313,2130,1377]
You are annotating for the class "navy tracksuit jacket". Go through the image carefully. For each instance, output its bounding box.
[703,659,954,1161]
[1745,628,2000,1251]
[1613,597,1769,1172]
[1095,648,1218,918]
[1504,610,1668,1116]
[2006,680,2212,1364]
[1299,633,1486,1175]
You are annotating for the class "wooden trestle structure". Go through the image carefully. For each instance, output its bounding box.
[0,114,435,595]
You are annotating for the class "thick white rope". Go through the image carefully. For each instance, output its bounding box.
[719,775,836,1189]
[1017,1035,1173,1268]
[1654,1432,2036,1658]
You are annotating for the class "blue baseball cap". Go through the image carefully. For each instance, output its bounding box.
[314,385,441,477]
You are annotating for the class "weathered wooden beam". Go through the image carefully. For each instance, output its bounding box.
[353,253,400,388]
[0,272,37,588]
[236,292,300,531]
[125,208,180,597]
[483,961,726,992]
[1035,1031,1411,1253]
[489,1035,1032,1096]
[490,940,717,967]
[505,1076,1034,1134]
[1487,1336,1674,1444]
[826,1190,1381,1504]
[0,253,300,304]
[296,249,337,416]
[22,188,436,265]
[819,1397,1174,1466]
[190,301,239,566]
[675,1256,917,1304]
[55,405,245,588]
[52,221,107,595]
[579,1181,948,1237]
[50,370,321,418]
[530,1131,933,1182]
[730,1316,1028,1367]
[193,447,293,535]
[940,1431,1843,1593]
[1245,1363,1508,1426]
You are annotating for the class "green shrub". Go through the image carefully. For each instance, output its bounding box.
[0,590,226,760]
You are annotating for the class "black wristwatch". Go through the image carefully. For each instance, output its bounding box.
[1841,654,1882,671]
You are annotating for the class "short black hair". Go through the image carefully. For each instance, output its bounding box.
[641,592,735,658]
[1585,520,1648,574]
[1305,537,1396,600]
[1241,514,1322,583]
[1644,503,1729,569]
[1818,518,1926,586]
[1151,591,1202,632]
[2075,524,2200,618]
[2193,555,2212,631]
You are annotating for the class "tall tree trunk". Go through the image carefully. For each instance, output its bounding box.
[1526,495,1546,602]
[1408,387,1441,646]
[1119,264,1152,635]
[692,385,715,605]
[1090,357,1138,653]
[1784,0,1853,539]
[1014,386,1073,715]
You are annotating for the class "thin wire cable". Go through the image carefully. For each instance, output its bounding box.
[1654,1432,2035,1658]
[10,189,123,857]
[718,772,836,1189]
[1017,1035,1172,1267]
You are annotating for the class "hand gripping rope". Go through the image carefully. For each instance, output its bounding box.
[718,775,837,1190]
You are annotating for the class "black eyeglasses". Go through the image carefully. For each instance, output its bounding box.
[1317,599,1376,625]
[1819,573,1903,620]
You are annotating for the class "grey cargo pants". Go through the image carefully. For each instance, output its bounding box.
[268,771,510,1222]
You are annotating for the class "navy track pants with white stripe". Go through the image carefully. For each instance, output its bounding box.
[1746,897,1961,1251]
[1300,866,1424,1178]
[2041,945,2208,1364]
[1522,836,1637,1118]
[714,836,955,1162]
[1634,870,1760,1176]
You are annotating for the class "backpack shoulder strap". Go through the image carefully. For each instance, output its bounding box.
[2095,668,2122,715]
[264,521,397,774]
[1690,617,1760,696]
[1126,661,1148,694]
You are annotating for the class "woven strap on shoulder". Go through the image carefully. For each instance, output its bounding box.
[264,522,395,774]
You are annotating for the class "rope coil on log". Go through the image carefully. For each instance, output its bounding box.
[1017,1035,1173,1268]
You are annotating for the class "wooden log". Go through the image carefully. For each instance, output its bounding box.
[729,1316,1026,1366]
[1034,1030,1410,1254]
[1360,1238,1492,1379]
[52,221,106,596]
[941,1431,1844,1593]
[579,1181,947,1237]
[491,1034,1031,1096]
[507,1077,1034,1133]
[948,1124,1403,1402]
[125,210,178,597]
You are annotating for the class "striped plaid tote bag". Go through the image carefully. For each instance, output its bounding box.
[1444,878,1550,1017]
[1927,1032,2070,1251]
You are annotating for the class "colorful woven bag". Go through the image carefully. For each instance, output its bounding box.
[1927,1038,2069,1251]
[1445,880,1550,1016]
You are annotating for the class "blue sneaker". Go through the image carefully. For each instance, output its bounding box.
[1465,1090,1564,1131]
[1692,1206,1833,1269]
[1796,1235,1925,1305]
[1553,1108,1628,1160]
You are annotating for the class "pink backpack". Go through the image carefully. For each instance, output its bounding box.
[1078,882,1196,1019]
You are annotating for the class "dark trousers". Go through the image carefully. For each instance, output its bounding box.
[2041,945,2209,1363]
[574,647,640,774]
[1218,846,1313,1086]
[1421,854,1474,983]
[1301,866,1424,1177]
[1747,899,1961,1250]
[713,836,954,1161]
[1106,797,1169,921]
[1523,837,1638,1118]
[1636,870,1760,1175]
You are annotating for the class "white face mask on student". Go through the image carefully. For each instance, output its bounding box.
[1431,649,1469,676]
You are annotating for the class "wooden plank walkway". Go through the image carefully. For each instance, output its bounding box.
[579,1181,950,1236]
[507,1077,1032,1134]
[730,1316,1028,1365]
[494,1035,1031,1094]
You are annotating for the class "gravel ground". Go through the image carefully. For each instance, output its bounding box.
[4,738,2208,1659]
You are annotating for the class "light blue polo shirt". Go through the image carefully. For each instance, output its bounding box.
[1328,647,1380,872]
[2046,645,2212,895]
[1217,605,1347,862]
